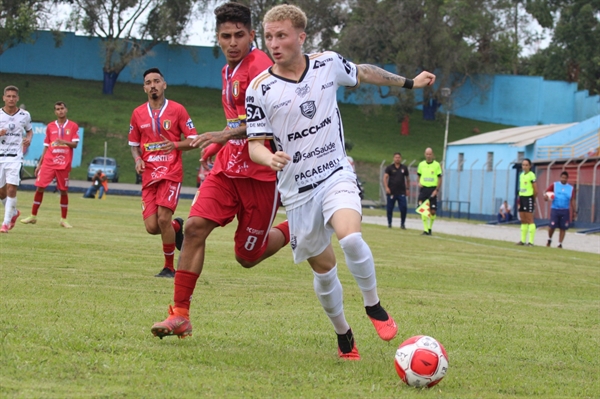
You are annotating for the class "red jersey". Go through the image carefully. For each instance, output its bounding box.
[42,119,80,171]
[128,99,197,187]
[211,48,274,181]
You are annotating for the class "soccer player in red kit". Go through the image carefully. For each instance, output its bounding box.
[129,68,198,278]
[21,101,79,228]
[151,2,289,339]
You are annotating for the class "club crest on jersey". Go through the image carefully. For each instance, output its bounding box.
[163,120,171,130]
[300,101,317,119]
[232,81,240,98]
[66,129,70,135]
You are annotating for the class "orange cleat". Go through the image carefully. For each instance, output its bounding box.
[366,302,398,341]
[9,209,20,230]
[151,305,192,339]
[337,329,361,360]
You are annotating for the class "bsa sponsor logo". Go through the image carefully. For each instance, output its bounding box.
[246,104,266,122]
[341,57,352,75]
[163,120,172,130]
[147,154,170,162]
[287,116,332,141]
[186,118,195,129]
[295,84,310,98]
[294,158,340,181]
[321,81,334,90]
[300,101,317,119]
[313,58,333,69]
[232,81,240,97]
[261,80,277,95]
[273,99,291,110]
[292,142,336,163]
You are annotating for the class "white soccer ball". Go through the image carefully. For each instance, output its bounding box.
[545,191,555,200]
[394,335,449,388]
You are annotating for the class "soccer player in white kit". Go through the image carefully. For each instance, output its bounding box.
[0,86,33,233]
[246,4,436,359]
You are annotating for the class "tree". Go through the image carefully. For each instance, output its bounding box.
[336,0,527,121]
[0,0,42,56]
[68,0,196,94]
[524,0,600,95]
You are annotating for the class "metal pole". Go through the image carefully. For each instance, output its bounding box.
[506,159,517,208]
[479,163,486,216]
[591,160,600,223]
[408,160,416,207]
[491,159,503,217]
[379,160,387,206]
[445,160,457,214]
[103,141,107,169]
[468,159,479,217]
[442,110,449,168]
[456,159,464,206]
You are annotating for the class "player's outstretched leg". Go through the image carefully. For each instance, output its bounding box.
[151,305,192,339]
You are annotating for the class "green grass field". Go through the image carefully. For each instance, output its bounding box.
[1,192,598,398]
[1,73,510,199]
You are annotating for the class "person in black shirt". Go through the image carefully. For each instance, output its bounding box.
[383,152,410,229]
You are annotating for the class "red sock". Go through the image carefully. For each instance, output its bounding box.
[174,270,200,310]
[60,194,68,219]
[273,220,290,246]
[163,243,176,270]
[32,191,44,216]
[171,219,181,233]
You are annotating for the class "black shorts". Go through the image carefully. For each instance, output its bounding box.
[418,186,437,210]
[519,196,535,213]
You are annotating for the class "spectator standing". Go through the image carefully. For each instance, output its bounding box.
[383,152,409,229]
[21,102,79,227]
[545,171,575,248]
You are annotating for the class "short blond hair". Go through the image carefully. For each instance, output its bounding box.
[4,85,19,95]
[263,4,307,31]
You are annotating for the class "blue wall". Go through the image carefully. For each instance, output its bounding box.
[1,30,598,126]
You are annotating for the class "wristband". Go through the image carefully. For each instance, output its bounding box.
[135,156,142,163]
[403,78,414,89]
[173,141,179,150]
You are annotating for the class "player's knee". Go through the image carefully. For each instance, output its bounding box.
[183,217,212,243]
[235,255,259,269]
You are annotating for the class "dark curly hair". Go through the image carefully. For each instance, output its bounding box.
[214,2,252,31]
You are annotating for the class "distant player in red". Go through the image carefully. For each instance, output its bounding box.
[129,68,198,278]
[21,101,79,228]
[151,2,290,339]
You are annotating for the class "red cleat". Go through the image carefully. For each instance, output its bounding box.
[9,209,20,230]
[337,329,361,360]
[151,305,192,339]
[366,302,398,341]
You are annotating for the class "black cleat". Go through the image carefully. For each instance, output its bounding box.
[557,244,563,249]
[546,239,552,247]
[174,217,184,251]
[155,267,175,278]
[526,243,534,247]
[401,225,406,230]
[515,241,525,246]
[421,231,430,236]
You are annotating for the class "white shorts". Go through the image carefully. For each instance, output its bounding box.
[287,171,362,263]
[0,162,21,186]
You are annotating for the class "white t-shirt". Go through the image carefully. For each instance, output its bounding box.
[0,107,32,163]
[499,203,511,213]
[246,51,357,209]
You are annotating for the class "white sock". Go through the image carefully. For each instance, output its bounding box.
[313,266,349,334]
[4,196,16,225]
[1,197,6,207]
[339,232,379,307]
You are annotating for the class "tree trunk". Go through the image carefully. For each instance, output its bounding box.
[102,71,120,95]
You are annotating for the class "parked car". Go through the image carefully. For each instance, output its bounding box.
[87,157,119,182]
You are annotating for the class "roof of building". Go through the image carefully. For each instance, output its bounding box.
[449,123,577,147]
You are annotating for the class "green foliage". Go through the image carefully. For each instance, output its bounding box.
[1,192,598,398]
[0,1,38,55]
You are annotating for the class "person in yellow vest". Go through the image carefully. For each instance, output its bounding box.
[417,148,442,235]
[516,158,537,246]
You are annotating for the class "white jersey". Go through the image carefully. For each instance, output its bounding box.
[0,107,32,163]
[246,51,357,209]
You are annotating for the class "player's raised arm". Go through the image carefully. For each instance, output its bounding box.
[357,65,435,89]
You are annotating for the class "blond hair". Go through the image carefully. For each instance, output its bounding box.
[263,4,307,31]
[4,85,19,95]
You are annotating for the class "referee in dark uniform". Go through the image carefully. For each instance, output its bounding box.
[383,152,410,229]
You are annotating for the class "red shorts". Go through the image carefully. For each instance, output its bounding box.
[189,172,279,262]
[36,166,70,191]
[141,180,181,219]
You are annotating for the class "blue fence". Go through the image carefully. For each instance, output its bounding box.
[1,30,598,126]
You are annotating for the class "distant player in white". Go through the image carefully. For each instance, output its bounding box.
[246,4,436,360]
[0,85,33,233]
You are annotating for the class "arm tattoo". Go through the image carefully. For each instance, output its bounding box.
[358,64,406,86]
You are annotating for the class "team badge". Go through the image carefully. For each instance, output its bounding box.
[299,101,317,119]
[232,81,240,98]
[163,120,171,130]
[66,129,70,135]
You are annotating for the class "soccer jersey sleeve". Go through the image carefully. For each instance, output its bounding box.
[128,113,141,147]
[246,83,273,141]
[332,52,358,88]
[177,106,197,139]
[44,125,52,147]
[24,111,32,132]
